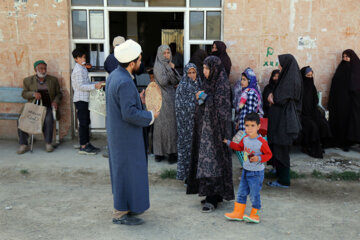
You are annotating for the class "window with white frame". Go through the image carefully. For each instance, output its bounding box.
[70,0,223,68]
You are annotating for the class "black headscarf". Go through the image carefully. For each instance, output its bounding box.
[203,56,225,95]
[343,49,360,91]
[263,69,280,117]
[190,49,208,80]
[268,69,280,87]
[328,55,352,117]
[212,41,232,77]
[274,54,302,105]
[268,54,302,146]
[300,66,318,117]
[328,50,359,145]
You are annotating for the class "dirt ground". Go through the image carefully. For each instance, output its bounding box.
[0,138,360,240]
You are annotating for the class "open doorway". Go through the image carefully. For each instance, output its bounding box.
[109,12,184,70]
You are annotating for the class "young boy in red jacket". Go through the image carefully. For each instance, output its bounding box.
[223,112,272,223]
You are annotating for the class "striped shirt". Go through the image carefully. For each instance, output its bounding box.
[71,63,95,103]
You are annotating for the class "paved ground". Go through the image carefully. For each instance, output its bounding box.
[0,138,359,240]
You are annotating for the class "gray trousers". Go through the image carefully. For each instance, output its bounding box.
[18,107,53,145]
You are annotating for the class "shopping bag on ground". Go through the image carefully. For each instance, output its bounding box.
[89,88,106,116]
[18,100,47,135]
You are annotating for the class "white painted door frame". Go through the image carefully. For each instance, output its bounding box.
[70,0,224,67]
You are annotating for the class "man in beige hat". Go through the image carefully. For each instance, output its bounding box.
[106,39,159,225]
[104,36,125,74]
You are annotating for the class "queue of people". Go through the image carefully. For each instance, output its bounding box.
[173,45,360,218]
[16,36,360,226]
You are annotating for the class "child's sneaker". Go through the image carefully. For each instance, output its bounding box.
[243,208,260,223]
[88,143,100,153]
[79,144,97,155]
[224,202,246,221]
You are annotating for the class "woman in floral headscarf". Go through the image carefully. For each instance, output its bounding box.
[235,68,263,133]
[153,45,181,164]
[175,63,202,181]
[186,56,233,212]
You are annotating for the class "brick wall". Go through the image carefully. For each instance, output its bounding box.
[224,0,360,106]
[0,0,71,139]
[1,0,359,139]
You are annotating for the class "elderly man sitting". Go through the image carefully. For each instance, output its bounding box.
[17,60,62,154]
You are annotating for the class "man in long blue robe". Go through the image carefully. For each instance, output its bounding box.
[106,39,158,225]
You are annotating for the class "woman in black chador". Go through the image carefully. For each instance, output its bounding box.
[328,49,360,151]
[263,69,280,118]
[299,66,331,158]
[266,54,302,188]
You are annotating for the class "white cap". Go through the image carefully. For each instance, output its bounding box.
[112,36,125,47]
[115,39,142,63]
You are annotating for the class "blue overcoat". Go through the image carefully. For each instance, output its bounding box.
[106,65,153,212]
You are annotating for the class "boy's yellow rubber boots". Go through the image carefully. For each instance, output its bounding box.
[224,202,246,221]
[243,208,260,223]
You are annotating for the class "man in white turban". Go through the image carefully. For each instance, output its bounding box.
[106,39,159,225]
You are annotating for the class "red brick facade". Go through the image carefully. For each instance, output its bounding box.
[0,0,359,139]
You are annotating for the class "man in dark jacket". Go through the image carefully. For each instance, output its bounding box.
[18,60,62,154]
[104,36,125,74]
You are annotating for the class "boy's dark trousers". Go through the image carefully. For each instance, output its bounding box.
[74,101,91,145]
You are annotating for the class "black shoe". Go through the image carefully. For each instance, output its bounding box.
[155,155,165,162]
[342,147,350,152]
[88,143,100,153]
[168,154,178,164]
[112,214,144,225]
[201,202,216,213]
[79,144,97,155]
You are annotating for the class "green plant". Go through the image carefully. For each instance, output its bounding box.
[290,170,305,179]
[160,169,177,179]
[311,170,325,179]
[20,169,29,175]
[328,171,360,181]
[311,170,360,181]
